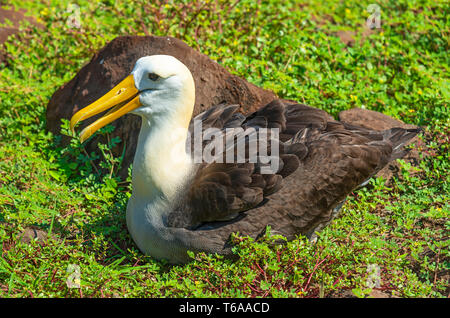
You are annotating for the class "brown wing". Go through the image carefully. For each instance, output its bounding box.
[167,100,420,239]
[168,101,299,228]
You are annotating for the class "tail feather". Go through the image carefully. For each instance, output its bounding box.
[383,127,422,160]
[357,127,422,188]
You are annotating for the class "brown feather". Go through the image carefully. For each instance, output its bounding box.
[166,100,421,258]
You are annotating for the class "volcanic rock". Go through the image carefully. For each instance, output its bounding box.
[339,107,417,131]
[19,227,49,244]
[0,7,40,64]
[0,7,36,43]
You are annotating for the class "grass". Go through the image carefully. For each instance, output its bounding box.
[0,0,448,298]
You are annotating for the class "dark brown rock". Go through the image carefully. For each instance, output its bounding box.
[0,27,19,46]
[0,8,40,63]
[46,35,277,177]
[339,107,417,131]
[19,227,48,244]
[335,30,356,47]
[339,107,422,182]
[0,8,33,43]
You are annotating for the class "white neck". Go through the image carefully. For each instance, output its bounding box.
[125,110,193,260]
[131,115,193,211]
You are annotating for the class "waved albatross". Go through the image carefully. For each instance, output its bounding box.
[70,55,420,263]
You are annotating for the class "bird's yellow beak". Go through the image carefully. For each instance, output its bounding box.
[70,74,141,143]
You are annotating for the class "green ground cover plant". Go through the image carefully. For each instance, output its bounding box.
[0,0,448,297]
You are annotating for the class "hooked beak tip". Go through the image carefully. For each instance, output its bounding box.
[69,74,140,142]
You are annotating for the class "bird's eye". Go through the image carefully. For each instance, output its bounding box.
[148,73,160,81]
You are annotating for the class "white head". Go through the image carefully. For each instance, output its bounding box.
[131,55,195,126]
[70,55,195,142]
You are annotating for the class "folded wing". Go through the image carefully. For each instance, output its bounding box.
[167,100,420,239]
